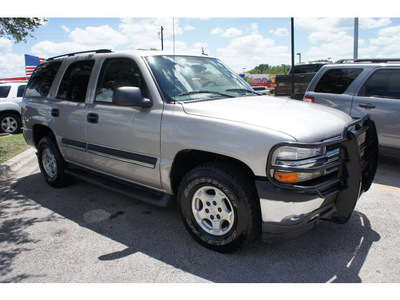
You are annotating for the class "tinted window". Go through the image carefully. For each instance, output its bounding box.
[17,85,26,97]
[57,60,95,102]
[0,86,11,98]
[315,68,363,94]
[95,58,148,103]
[25,61,62,98]
[359,69,400,99]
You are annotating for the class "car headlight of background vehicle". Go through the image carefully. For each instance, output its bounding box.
[270,146,326,183]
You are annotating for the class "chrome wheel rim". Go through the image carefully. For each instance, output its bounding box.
[42,148,57,178]
[191,186,235,236]
[1,116,18,133]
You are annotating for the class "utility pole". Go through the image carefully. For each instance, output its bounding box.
[353,18,358,60]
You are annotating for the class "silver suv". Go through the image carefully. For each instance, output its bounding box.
[22,50,378,252]
[304,59,400,154]
[0,81,26,134]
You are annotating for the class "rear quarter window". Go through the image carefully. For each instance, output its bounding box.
[25,61,62,98]
[314,68,363,94]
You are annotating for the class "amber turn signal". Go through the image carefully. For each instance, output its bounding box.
[275,172,299,183]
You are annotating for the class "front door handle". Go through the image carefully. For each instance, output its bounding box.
[359,103,376,109]
[87,113,99,124]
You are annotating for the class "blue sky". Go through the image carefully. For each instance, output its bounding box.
[1,2,400,77]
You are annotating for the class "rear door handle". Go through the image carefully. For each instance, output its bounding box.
[51,108,60,117]
[359,103,376,109]
[87,113,99,124]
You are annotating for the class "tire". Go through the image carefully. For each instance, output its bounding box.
[37,136,72,188]
[0,112,22,134]
[177,162,260,252]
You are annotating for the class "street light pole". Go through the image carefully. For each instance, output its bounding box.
[291,18,295,99]
[161,26,164,51]
[353,18,358,60]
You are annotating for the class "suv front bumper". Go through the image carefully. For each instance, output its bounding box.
[257,116,378,242]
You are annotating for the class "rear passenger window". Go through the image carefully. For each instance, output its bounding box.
[57,60,95,102]
[25,61,61,98]
[315,68,363,94]
[359,69,400,99]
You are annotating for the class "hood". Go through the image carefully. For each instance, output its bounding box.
[181,96,353,142]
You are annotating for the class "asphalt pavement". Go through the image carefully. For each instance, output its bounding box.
[1,147,400,284]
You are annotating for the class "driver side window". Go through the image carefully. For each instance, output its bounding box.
[95,58,148,103]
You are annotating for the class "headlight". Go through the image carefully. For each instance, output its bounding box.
[271,146,326,183]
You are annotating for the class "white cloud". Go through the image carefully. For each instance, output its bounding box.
[31,19,180,57]
[217,33,289,72]
[119,18,180,50]
[0,37,13,52]
[0,53,25,78]
[369,26,400,57]
[306,36,354,62]
[377,25,400,36]
[211,27,224,35]
[360,18,391,30]
[296,18,353,33]
[308,31,348,44]
[31,25,128,57]
[270,27,289,37]
[70,25,128,47]
[211,27,242,38]
[221,27,242,38]
[61,25,70,33]
[184,25,195,31]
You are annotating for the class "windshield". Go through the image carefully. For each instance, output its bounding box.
[145,55,256,102]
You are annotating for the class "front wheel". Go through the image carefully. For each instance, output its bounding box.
[178,162,260,252]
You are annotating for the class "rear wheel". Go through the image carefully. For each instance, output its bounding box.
[37,136,72,188]
[178,162,260,252]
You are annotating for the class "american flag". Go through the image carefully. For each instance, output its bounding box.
[25,54,46,77]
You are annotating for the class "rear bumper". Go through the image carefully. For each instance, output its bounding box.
[257,116,379,242]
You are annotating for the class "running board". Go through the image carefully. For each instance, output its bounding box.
[65,166,172,207]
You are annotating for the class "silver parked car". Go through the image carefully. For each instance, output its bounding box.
[304,59,400,154]
[22,50,378,252]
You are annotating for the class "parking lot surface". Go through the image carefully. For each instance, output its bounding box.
[1,148,400,283]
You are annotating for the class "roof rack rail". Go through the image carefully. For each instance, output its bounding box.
[335,58,400,64]
[47,49,113,61]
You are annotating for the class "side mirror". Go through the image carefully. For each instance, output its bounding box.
[113,87,152,108]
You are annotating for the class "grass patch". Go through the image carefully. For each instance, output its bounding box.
[0,133,30,164]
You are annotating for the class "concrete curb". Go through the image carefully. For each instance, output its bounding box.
[0,147,36,178]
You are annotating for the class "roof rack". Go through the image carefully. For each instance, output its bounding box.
[335,58,400,64]
[47,49,113,61]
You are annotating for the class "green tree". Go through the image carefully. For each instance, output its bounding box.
[248,64,290,75]
[0,18,47,43]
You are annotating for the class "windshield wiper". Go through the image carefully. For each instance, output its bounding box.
[225,88,260,95]
[178,90,234,98]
